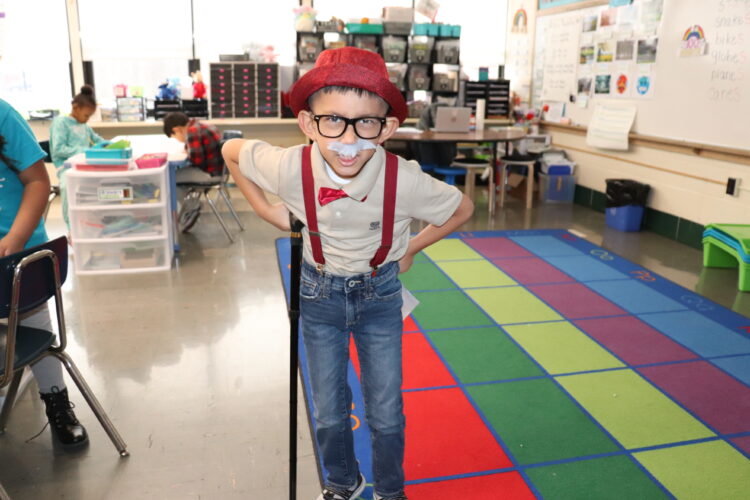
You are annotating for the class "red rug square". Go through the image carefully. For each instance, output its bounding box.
[404,316,420,332]
[528,282,626,319]
[404,388,513,480]
[406,472,535,500]
[350,333,456,390]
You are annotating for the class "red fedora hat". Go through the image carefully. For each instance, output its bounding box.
[288,47,408,124]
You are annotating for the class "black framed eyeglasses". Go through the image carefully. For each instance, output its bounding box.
[312,114,387,140]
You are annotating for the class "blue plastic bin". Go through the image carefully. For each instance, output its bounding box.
[85,146,132,160]
[540,173,575,203]
[606,204,645,232]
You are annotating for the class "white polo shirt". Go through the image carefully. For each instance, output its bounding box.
[239,140,463,276]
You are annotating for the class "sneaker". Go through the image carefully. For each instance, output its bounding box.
[316,472,366,500]
[373,493,408,500]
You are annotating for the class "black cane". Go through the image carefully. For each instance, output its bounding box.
[288,214,304,500]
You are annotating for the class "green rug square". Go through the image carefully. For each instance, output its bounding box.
[422,239,483,261]
[437,260,517,288]
[413,251,429,263]
[400,262,456,291]
[466,287,563,325]
[527,455,668,500]
[557,370,714,449]
[428,327,543,383]
[412,290,494,330]
[505,321,624,375]
[634,440,750,500]
[467,379,619,465]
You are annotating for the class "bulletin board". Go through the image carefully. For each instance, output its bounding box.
[532,0,750,151]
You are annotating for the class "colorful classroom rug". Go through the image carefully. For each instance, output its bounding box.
[275,229,750,500]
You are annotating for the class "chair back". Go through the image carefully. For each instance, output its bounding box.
[39,140,53,163]
[0,237,68,319]
[221,130,243,141]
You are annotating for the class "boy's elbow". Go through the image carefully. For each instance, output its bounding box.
[458,194,474,222]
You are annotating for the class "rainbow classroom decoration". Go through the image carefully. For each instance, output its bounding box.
[277,229,750,499]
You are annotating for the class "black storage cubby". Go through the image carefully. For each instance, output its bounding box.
[462,79,511,118]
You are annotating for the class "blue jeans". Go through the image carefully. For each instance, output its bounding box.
[300,260,405,497]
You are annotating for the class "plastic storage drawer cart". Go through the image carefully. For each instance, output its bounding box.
[65,164,173,275]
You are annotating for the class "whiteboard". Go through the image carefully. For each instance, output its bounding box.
[533,0,750,151]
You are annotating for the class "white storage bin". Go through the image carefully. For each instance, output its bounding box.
[67,169,164,207]
[66,163,173,275]
[72,207,166,241]
[74,239,170,274]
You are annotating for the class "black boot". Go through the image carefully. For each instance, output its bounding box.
[40,386,89,448]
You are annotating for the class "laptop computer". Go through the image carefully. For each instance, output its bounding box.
[432,106,472,133]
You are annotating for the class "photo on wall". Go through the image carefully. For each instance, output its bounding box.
[595,74,611,94]
[637,38,659,64]
[616,40,635,61]
[635,73,655,98]
[600,7,618,27]
[578,76,592,95]
[615,73,629,95]
[596,41,615,63]
[580,45,595,64]
[582,14,598,32]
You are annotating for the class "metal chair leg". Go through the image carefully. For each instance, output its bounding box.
[51,351,129,457]
[0,370,24,432]
[217,187,244,231]
[205,193,234,243]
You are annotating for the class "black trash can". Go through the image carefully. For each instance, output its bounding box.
[605,179,650,232]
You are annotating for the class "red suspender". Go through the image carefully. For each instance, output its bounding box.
[301,145,325,267]
[300,145,398,274]
[370,152,398,272]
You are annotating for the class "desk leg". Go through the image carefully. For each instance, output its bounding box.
[526,168,534,209]
[168,162,181,254]
[465,169,475,200]
[490,142,498,215]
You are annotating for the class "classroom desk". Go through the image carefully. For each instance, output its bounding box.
[388,127,526,214]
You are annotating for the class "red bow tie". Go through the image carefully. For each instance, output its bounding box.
[318,187,349,206]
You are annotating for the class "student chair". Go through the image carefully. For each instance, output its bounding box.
[0,237,128,457]
[176,139,245,242]
[451,157,493,212]
[38,140,61,222]
[498,155,536,208]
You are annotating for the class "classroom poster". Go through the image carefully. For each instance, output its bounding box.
[505,0,537,104]
[541,11,581,102]
[679,25,707,57]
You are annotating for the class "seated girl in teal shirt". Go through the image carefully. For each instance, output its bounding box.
[49,85,107,229]
[1,98,89,448]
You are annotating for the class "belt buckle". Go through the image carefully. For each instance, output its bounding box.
[316,263,325,275]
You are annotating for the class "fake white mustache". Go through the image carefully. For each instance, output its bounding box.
[327,139,376,158]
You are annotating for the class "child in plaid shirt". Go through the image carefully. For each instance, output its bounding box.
[163,112,223,182]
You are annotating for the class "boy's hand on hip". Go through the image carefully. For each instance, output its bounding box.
[399,253,414,273]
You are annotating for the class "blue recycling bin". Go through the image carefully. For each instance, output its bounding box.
[606,204,645,232]
[605,179,650,232]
